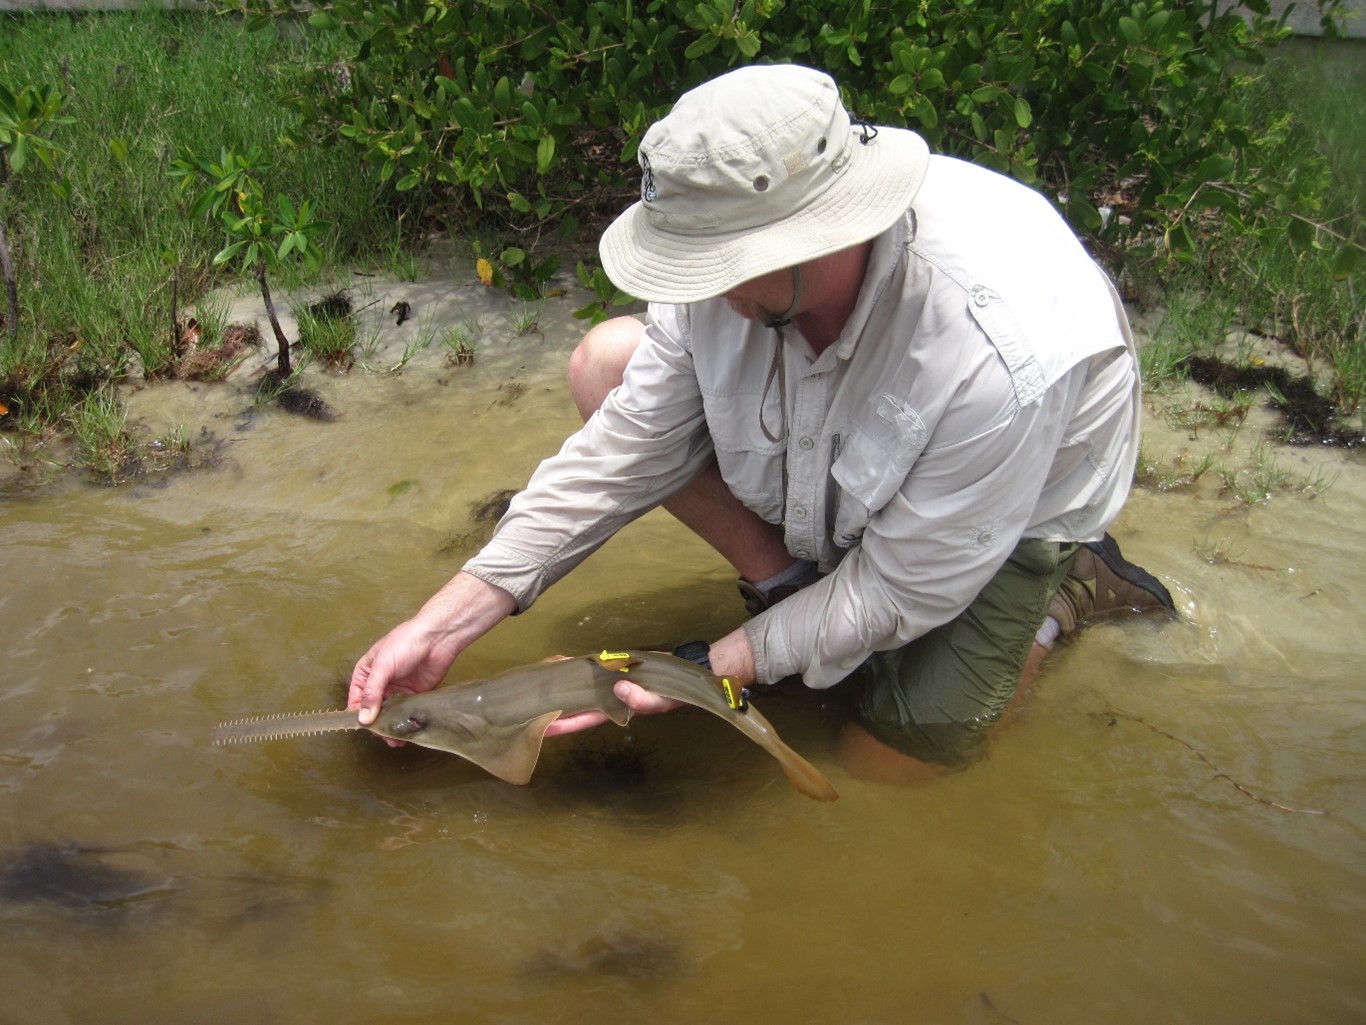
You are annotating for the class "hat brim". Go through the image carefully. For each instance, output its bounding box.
[600,126,929,305]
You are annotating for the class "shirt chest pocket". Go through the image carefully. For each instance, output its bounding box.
[829,394,930,546]
[706,403,787,524]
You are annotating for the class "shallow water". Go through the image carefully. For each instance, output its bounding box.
[2,269,1363,1025]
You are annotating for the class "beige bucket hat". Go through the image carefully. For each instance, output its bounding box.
[599,64,930,305]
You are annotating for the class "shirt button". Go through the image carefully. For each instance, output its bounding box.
[795,548,811,559]
[792,506,807,519]
[974,291,990,307]
[799,436,815,451]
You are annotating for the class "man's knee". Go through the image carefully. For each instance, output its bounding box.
[568,316,645,420]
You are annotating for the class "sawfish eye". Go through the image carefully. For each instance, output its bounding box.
[389,713,428,735]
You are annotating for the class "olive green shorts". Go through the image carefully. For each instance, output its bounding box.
[853,537,1079,768]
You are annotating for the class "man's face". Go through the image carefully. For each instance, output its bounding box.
[722,267,797,324]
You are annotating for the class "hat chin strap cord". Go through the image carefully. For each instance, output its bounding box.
[758,265,801,444]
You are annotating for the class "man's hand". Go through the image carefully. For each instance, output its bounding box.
[347,618,461,725]
[347,572,517,736]
[543,629,758,738]
[544,681,682,737]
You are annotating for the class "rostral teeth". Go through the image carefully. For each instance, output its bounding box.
[212,708,361,745]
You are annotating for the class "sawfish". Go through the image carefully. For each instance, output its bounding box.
[213,650,838,802]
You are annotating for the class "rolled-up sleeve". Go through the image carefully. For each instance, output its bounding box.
[462,305,715,609]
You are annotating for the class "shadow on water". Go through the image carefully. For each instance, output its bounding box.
[0,842,177,916]
[0,840,331,932]
[520,929,685,982]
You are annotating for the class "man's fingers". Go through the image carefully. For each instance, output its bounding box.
[348,665,378,725]
[544,709,612,737]
[543,683,683,738]
[348,646,391,726]
[616,680,683,715]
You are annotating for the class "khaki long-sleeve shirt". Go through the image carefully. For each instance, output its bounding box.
[464,155,1140,688]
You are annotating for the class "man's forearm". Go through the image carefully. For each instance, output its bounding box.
[707,628,757,685]
[415,570,518,654]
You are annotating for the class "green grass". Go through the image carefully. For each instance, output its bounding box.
[1154,41,1364,424]
[0,9,406,459]
[438,318,479,365]
[295,299,358,368]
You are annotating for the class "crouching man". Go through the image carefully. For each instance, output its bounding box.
[349,64,1175,782]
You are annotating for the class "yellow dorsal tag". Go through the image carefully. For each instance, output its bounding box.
[598,650,635,672]
[721,677,749,712]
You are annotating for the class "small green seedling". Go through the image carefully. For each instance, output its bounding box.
[170,145,325,379]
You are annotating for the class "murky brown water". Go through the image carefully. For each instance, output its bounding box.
[2,266,1363,1025]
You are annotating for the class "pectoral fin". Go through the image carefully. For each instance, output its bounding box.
[457,710,563,785]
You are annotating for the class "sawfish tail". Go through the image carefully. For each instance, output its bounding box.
[735,703,840,802]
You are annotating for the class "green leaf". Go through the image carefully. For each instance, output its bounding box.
[1329,244,1359,281]
[1118,16,1141,46]
[501,246,526,267]
[888,74,916,96]
[1163,222,1195,257]
[536,133,555,174]
[308,12,340,29]
[212,240,248,266]
[493,75,513,113]
[1067,194,1103,231]
[1013,97,1032,128]
[908,94,939,130]
[1189,153,1235,185]
[572,301,609,324]
[1286,216,1315,248]
[1191,188,1240,214]
[108,137,129,164]
[684,34,720,59]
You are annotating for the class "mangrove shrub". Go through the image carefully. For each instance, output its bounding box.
[227,0,1354,280]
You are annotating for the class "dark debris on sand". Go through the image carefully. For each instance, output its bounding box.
[1181,355,1365,449]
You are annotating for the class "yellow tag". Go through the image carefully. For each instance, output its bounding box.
[598,649,633,671]
[721,677,748,712]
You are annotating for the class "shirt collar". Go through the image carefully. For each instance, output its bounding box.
[831,212,911,362]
